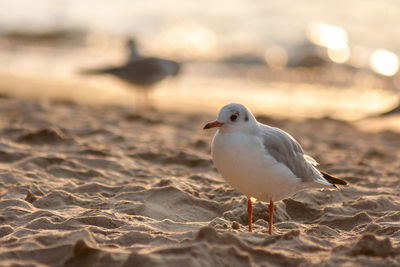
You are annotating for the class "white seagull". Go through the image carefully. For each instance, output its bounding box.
[203,103,347,234]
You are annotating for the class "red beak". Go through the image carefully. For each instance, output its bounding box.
[203,121,224,129]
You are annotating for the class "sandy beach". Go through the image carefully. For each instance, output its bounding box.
[1,0,400,265]
[0,92,399,266]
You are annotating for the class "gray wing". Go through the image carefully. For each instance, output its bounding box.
[260,125,321,183]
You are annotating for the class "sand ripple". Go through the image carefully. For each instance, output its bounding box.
[0,97,399,266]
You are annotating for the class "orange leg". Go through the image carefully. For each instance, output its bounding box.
[247,198,252,232]
[268,200,274,235]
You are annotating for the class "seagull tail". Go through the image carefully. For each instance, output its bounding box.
[320,170,348,187]
[78,67,113,75]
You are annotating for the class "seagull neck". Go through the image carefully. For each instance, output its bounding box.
[129,52,143,62]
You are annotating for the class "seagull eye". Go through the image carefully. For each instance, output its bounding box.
[230,114,238,121]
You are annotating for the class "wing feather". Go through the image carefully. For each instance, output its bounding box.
[260,125,321,183]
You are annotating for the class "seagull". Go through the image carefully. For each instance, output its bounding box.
[80,39,181,106]
[203,103,347,234]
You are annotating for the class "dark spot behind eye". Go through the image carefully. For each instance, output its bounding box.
[245,114,249,121]
[230,114,238,121]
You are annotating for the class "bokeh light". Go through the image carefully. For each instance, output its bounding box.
[327,45,350,63]
[163,23,218,60]
[307,22,348,50]
[264,46,289,69]
[370,49,399,76]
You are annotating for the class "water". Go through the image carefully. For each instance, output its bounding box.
[0,46,396,121]
[0,0,399,123]
[1,0,400,57]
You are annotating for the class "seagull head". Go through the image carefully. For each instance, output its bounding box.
[203,103,257,132]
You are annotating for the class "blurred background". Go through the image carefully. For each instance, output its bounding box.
[0,0,400,121]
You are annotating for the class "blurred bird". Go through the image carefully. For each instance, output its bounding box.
[80,39,181,107]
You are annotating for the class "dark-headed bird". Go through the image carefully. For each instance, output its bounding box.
[80,39,181,106]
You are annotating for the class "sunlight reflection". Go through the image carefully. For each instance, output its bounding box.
[370,49,399,76]
[264,46,288,69]
[163,23,218,60]
[307,22,348,50]
[153,74,397,121]
[327,45,350,63]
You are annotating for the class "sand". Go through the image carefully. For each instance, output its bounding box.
[0,94,400,267]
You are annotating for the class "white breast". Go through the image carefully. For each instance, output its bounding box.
[211,130,301,202]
